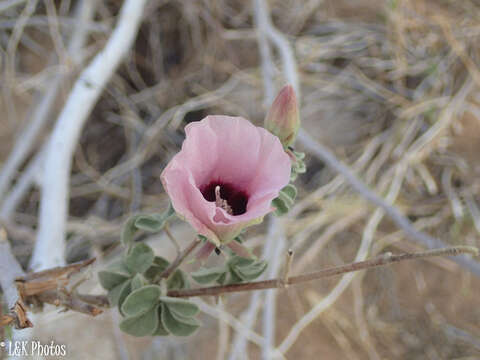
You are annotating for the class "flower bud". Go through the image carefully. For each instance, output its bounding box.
[264,85,300,147]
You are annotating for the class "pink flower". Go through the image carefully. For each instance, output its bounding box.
[161,115,291,251]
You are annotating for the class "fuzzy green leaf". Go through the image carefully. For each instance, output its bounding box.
[191,267,226,284]
[131,273,149,291]
[98,270,130,291]
[121,285,161,317]
[160,297,199,318]
[119,306,159,337]
[125,243,155,274]
[228,256,255,268]
[107,280,131,309]
[272,197,289,216]
[161,304,200,337]
[281,184,297,201]
[134,204,175,233]
[153,305,169,336]
[216,272,227,285]
[235,261,268,281]
[226,270,244,284]
[292,150,305,160]
[167,269,189,290]
[144,256,170,280]
[121,216,141,247]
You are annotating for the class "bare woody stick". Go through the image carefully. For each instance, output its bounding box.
[167,246,478,298]
[4,245,477,321]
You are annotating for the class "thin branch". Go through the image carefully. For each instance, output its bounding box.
[16,258,95,297]
[297,129,480,277]
[23,245,476,321]
[35,290,103,317]
[167,246,478,298]
[282,249,294,287]
[157,237,201,280]
[31,0,148,271]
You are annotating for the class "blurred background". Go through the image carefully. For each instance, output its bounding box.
[1,0,480,359]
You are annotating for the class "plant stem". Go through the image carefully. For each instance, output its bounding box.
[167,246,478,298]
[158,237,201,280]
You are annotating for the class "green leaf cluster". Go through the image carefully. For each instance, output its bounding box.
[272,149,305,216]
[290,150,306,181]
[118,285,200,337]
[98,205,200,338]
[191,255,267,285]
[121,204,175,248]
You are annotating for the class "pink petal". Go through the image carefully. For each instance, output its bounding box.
[161,115,291,244]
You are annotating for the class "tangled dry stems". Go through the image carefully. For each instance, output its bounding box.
[1,0,480,359]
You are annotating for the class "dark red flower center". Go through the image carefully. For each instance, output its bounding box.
[200,181,248,216]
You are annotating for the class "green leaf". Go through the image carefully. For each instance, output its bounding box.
[119,306,159,337]
[134,204,175,233]
[125,243,155,274]
[144,256,170,280]
[167,269,189,290]
[227,256,255,268]
[272,197,289,216]
[121,216,141,247]
[161,304,200,337]
[131,273,149,291]
[281,184,297,201]
[98,270,130,290]
[226,270,244,284]
[216,272,227,285]
[197,235,208,242]
[121,285,162,317]
[292,150,305,160]
[160,297,199,318]
[293,158,306,173]
[107,259,132,275]
[235,261,268,281]
[227,256,267,283]
[191,267,226,284]
[153,305,169,336]
[107,280,131,308]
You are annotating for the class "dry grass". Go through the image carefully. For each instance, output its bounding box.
[1,0,480,359]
